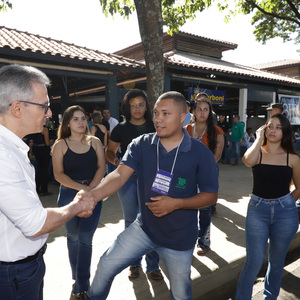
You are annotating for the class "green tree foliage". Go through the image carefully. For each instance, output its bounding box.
[99,0,299,104]
[99,0,212,34]
[98,0,213,105]
[235,0,300,44]
[0,0,12,12]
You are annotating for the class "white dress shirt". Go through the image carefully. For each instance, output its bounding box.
[0,125,48,262]
[108,117,119,132]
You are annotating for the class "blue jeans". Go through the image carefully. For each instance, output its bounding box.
[236,193,298,300]
[117,175,159,273]
[221,136,228,161]
[0,248,46,300]
[197,164,219,250]
[106,162,116,174]
[226,141,241,164]
[296,198,300,210]
[58,185,102,294]
[197,206,211,250]
[86,219,193,300]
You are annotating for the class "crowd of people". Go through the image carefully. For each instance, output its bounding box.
[0,64,299,300]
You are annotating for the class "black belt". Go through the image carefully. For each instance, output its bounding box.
[0,244,47,265]
[74,179,92,186]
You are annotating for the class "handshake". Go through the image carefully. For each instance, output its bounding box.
[73,190,98,218]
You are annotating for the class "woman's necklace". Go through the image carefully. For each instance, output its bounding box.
[193,124,207,141]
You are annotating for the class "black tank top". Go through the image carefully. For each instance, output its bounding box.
[94,125,105,145]
[252,152,292,199]
[63,139,97,181]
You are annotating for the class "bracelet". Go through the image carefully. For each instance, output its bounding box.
[113,157,119,166]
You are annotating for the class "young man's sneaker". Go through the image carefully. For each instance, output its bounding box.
[70,292,86,300]
[196,246,209,255]
[148,270,164,281]
[128,266,140,279]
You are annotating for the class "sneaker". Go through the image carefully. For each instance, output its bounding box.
[70,292,86,300]
[148,269,164,281]
[196,246,209,255]
[128,266,140,279]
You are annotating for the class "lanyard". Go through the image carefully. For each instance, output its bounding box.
[156,135,184,175]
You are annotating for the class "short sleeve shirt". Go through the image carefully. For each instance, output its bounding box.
[107,117,119,132]
[121,130,219,251]
[110,120,155,157]
[0,125,48,262]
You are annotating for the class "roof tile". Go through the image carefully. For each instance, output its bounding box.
[164,52,300,85]
[253,59,300,70]
[0,26,144,68]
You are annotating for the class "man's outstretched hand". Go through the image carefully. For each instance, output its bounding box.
[74,190,97,218]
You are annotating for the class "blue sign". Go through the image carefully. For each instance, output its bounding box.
[188,88,226,106]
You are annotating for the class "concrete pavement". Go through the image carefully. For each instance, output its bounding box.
[252,248,300,300]
[41,161,300,300]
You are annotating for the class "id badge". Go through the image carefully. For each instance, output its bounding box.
[151,169,173,195]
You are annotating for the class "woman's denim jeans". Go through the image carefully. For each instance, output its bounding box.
[86,219,194,300]
[117,175,159,273]
[58,185,102,294]
[236,193,298,300]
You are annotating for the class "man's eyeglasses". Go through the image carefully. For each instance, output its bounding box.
[10,100,50,114]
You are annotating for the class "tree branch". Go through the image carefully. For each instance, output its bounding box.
[246,0,300,26]
[285,0,300,20]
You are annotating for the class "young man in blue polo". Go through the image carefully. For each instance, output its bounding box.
[86,91,219,300]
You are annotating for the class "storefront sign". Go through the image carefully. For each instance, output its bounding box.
[188,88,225,106]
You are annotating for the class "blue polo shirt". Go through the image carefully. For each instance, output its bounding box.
[121,129,218,251]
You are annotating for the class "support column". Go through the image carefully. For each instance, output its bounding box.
[164,72,171,92]
[272,91,276,104]
[60,75,70,113]
[106,72,118,119]
[239,88,247,127]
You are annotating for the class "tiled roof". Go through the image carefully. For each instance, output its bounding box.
[0,26,144,69]
[0,26,299,86]
[253,59,300,70]
[177,30,238,49]
[164,51,300,85]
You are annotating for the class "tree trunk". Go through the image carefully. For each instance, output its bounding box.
[134,0,164,109]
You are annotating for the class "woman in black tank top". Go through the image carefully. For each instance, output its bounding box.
[52,106,106,298]
[90,112,107,148]
[236,114,300,300]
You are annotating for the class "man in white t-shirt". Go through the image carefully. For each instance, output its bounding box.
[103,108,119,173]
[103,108,119,133]
[0,64,96,300]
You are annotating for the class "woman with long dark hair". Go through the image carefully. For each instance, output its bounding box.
[236,114,300,299]
[105,89,162,280]
[52,105,106,299]
[185,94,224,255]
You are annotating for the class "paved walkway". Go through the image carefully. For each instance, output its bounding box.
[41,161,300,300]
